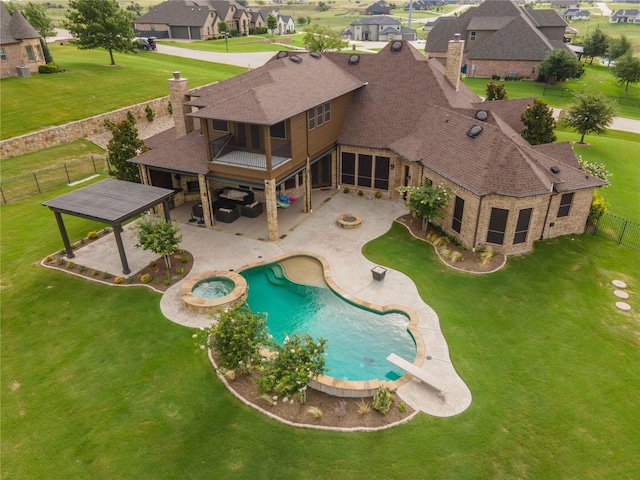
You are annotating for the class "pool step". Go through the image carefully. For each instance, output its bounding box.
[265,263,287,286]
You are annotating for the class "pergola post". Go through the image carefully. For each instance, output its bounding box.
[304,156,312,214]
[54,211,75,258]
[112,224,131,275]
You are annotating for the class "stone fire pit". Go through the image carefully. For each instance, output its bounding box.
[337,213,362,229]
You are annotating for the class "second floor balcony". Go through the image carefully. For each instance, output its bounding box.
[210,134,292,170]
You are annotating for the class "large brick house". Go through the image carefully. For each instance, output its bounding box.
[425,0,571,79]
[130,40,605,254]
[0,3,46,78]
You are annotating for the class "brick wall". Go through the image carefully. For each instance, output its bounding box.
[467,59,541,79]
[0,96,170,159]
[1,38,46,78]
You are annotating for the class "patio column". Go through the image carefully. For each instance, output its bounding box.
[112,224,131,275]
[304,156,312,213]
[53,211,74,259]
[198,173,214,227]
[265,178,278,241]
[262,125,272,177]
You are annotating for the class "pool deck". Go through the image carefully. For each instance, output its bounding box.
[61,192,472,418]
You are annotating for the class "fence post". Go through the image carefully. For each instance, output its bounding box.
[91,155,97,173]
[33,172,41,193]
[0,186,5,205]
[617,219,628,246]
[63,164,71,183]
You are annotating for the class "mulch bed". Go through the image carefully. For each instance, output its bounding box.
[396,214,506,273]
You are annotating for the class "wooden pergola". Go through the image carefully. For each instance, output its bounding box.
[42,179,175,274]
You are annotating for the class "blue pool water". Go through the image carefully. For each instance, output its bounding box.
[192,277,234,299]
[240,263,416,382]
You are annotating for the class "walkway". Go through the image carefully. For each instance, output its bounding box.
[64,193,472,417]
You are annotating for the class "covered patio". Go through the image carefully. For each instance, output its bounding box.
[42,178,175,275]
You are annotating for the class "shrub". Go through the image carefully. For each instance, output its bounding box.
[164,279,171,286]
[588,190,609,224]
[167,101,173,116]
[114,276,125,284]
[103,272,112,279]
[140,273,153,284]
[176,268,184,275]
[479,246,495,266]
[45,255,53,263]
[91,269,99,276]
[87,231,99,240]
[333,400,347,417]
[343,187,350,194]
[356,399,371,415]
[307,406,323,419]
[66,261,76,269]
[372,385,394,415]
[145,105,154,122]
[430,235,448,248]
[440,249,463,263]
[56,258,65,265]
[398,402,407,413]
[358,190,364,197]
[78,265,86,273]
[181,256,189,264]
[38,63,59,74]
[374,191,382,199]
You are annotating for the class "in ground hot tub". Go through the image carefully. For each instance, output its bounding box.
[180,270,248,314]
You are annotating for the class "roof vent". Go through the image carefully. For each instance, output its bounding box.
[475,110,488,121]
[550,166,560,174]
[348,54,360,65]
[310,51,321,59]
[277,51,288,59]
[467,125,483,138]
[391,40,402,52]
[289,55,302,63]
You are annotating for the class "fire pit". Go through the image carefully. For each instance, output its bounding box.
[337,213,362,229]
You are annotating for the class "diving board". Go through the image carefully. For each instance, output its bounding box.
[387,353,447,393]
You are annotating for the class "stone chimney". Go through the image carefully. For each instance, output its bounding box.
[445,34,464,91]
[168,71,194,138]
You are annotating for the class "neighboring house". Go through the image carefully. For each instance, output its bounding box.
[347,16,416,41]
[551,0,577,8]
[609,9,640,23]
[248,10,267,32]
[422,16,443,31]
[130,40,605,255]
[0,3,46,78]
[425,0,571,79]
[277,15,295,34]
[561,9,590,21]
[136,0,251,39]
[365,2,392,15]
[405,0,440,11]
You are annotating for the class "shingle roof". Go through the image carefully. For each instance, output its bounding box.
[1,3,40,44]
[472,97,535,133]
[138,0,214,26]
[528,9,568,27]
[131,129,209,174]
[351,16,400,26]
[188,52,365,125]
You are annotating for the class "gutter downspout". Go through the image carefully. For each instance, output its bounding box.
[540,182,555,240]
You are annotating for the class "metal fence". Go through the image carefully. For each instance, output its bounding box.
[0,155,109,204]
[593,213,640,251]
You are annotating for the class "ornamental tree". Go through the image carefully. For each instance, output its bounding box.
[64,0,137,66]
[266,14,278,34]
[397,181,451,232]
[485,81,507,101]
[582,28,609,65]
[256,333,328,405]
[303,24,347,52]
[199,304,268,375]
[539,48,582,82]
[611,52,640,92]
[105,113,147,183]
[134,219,182,269]
[521,99,556,145]
[576,155,612,185]
[563,91,615,144]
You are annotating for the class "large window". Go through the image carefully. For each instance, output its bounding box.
[357,154,372,187]
[341,152,356,185]
[26,45,35,62]
[308,102,331,130]
[212,119,228,131]
[513,208,532,244]
[452,196,464,233]
[374,156,390,190]
[0,48,6,61]
[270,121,286,139]
[557,192,574,217]
[487,208,509,245]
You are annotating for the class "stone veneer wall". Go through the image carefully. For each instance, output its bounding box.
[466,59,541,80]
[0,96,170,160]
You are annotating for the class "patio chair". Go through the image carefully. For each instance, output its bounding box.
[215,207,240,223]
[241,201,263,218]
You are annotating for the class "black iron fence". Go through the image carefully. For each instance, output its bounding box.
[593,213,640,251]
[0,155,109,204]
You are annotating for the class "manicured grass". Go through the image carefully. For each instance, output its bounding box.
[462,63,640,120]
[158,36,292,53]
[0,44,246,140]
[1,182,639,478]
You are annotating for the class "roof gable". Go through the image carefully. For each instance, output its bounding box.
[1,3,40,44]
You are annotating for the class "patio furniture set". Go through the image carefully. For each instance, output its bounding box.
[191,187,263,224]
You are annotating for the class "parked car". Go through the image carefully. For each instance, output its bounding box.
[134,37,157,51]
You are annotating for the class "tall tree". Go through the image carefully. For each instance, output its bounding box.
[485,81,507,101]
[606,35,632,65]
[564,91,615,144]
[303,24,347,52]
[22,3,55,63]
[64,0,137,66]
[105,113,147,182]
[266,14,278,34]
[611,52,640,92]
[582,28,609,65]
[539,49,583,82]
[521,99,557,145]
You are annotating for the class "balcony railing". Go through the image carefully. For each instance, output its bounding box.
[209,135,292,170]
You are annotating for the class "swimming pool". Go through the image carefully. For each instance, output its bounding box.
[239,256,418,384]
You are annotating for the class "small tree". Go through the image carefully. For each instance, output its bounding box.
[397,181,451,232]
[266,14,278,34]
[563,91,615,144]
[539,49,582,83]
[611,52,640,92]
[485,81,507,101]
[521,99,556,145]
[582,28,609,65]
[105,113,147,182]
[303,23,347,52]
[606,35,632,65]
[134,219,182,269]
[197,304,268,375]
[218,20,229,34]
[64,0,137,66]
[588,190,609,225]
[256,333,328,405]
[297,16,307,26]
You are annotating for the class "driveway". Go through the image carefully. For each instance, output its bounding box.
[155,43,275,69]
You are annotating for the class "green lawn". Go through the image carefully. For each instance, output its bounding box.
[0,44,246,140]
[158,36,294,53]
